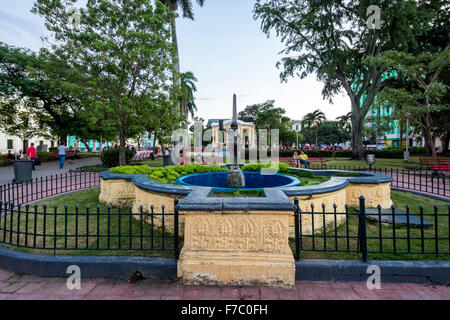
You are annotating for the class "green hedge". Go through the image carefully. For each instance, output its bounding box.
[101,149,134,167]
[244,146,426,159]
[241,162,330,186]
[110,163,226,184]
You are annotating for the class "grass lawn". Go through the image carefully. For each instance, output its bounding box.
[0,188,179,258]
[292,190,450,261]
[141,157,164,167]
[1,187,447,261]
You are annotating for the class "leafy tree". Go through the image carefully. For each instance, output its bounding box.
[367,46,450,161]
[254,0,427,159]
[239,100,297,146]
[238,100,274,123]
[313,121,350,145]
[301,109,326,146]
[336,112,352,133]
[0,98,50,151]
[0,43,92,144]
[33,0,177,165]
[363,111,394,145]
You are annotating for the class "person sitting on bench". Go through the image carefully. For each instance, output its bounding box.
[293,151,300,168]
[299,149,309,168]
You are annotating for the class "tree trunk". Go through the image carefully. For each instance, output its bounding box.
[315,130,318,148]
[81,139,92,152]
[399,124,403,148]
[119,121,126,166]
[424,113,437,162]
[22,140,28,153]
[350,103,364,160]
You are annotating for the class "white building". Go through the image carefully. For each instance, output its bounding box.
[0,130,56,154]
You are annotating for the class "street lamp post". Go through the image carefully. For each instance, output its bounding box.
[296,124,299,149]
[404,118,410,162]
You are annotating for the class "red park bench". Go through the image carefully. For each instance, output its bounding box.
[431,158,450,175]
[419,156,450,170]
[277,157,326,168]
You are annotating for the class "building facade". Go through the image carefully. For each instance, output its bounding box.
[209,119,256,149]
[0,131,56,154]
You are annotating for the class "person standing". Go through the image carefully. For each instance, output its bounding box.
[26,143,37,170]
[57,142,67,170]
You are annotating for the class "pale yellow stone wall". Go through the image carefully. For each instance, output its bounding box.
[346,182,393,209]
[132,186,185,234]
[288,189,347,235]
[99,178,393,239]
[98,179,135,206]
[178,211,295,288]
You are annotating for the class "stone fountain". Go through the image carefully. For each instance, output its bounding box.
[219,94,245,188]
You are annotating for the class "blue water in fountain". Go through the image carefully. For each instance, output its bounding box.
[176,171,300,191]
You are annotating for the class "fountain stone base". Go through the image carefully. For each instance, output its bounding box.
[226,167,246,188]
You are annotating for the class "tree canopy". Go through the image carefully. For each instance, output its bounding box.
[32,0,178,165]
[254,0,431,159]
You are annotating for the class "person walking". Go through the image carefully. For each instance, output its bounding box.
[26,143,37,170]
[57,142,67,170]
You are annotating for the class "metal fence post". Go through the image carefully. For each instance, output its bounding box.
[294,197,300,260]
[359,196,368,262]
[174,198,179,260]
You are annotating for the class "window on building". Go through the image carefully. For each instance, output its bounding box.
[7,139,13,150]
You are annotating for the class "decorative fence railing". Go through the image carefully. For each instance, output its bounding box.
[0,171,100,205]
[0,170,448,262]
[292,197,450,261]
[0,199,180,259]
[309,165,450,198]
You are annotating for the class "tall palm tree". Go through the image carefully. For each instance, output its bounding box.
[336,112,352,133]
[180,71,198,119]
[301,109,326,147]
[162,0,205,118]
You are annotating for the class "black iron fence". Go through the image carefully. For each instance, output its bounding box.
[0,199,180,259]
[0,171,100,205]
[293,197,450,261]
[0,170,448,262]
[0,171,179,259]
[309,165,450,198]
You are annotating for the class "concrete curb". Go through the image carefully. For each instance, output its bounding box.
[295,259,450,285]
[0,246,177,279]
[1,246,448,285]
[391,187,450,203]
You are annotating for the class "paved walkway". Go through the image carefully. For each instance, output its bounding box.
[0,268,448,300]
[0,157,101,186]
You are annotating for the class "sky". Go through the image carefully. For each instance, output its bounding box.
[0,0,351,122]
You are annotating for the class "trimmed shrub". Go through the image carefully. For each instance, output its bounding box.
[110,163,227,184]
[101,148,134,167]
[36,152,59,162]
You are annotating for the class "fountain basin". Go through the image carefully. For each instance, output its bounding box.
[175,171,301,191]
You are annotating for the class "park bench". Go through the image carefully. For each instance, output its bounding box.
[133,151,152,161]
[277,156,326,168]
[419,156,450,170]
[431,158,450,175]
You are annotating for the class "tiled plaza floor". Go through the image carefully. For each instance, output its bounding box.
[0,268,448,300]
